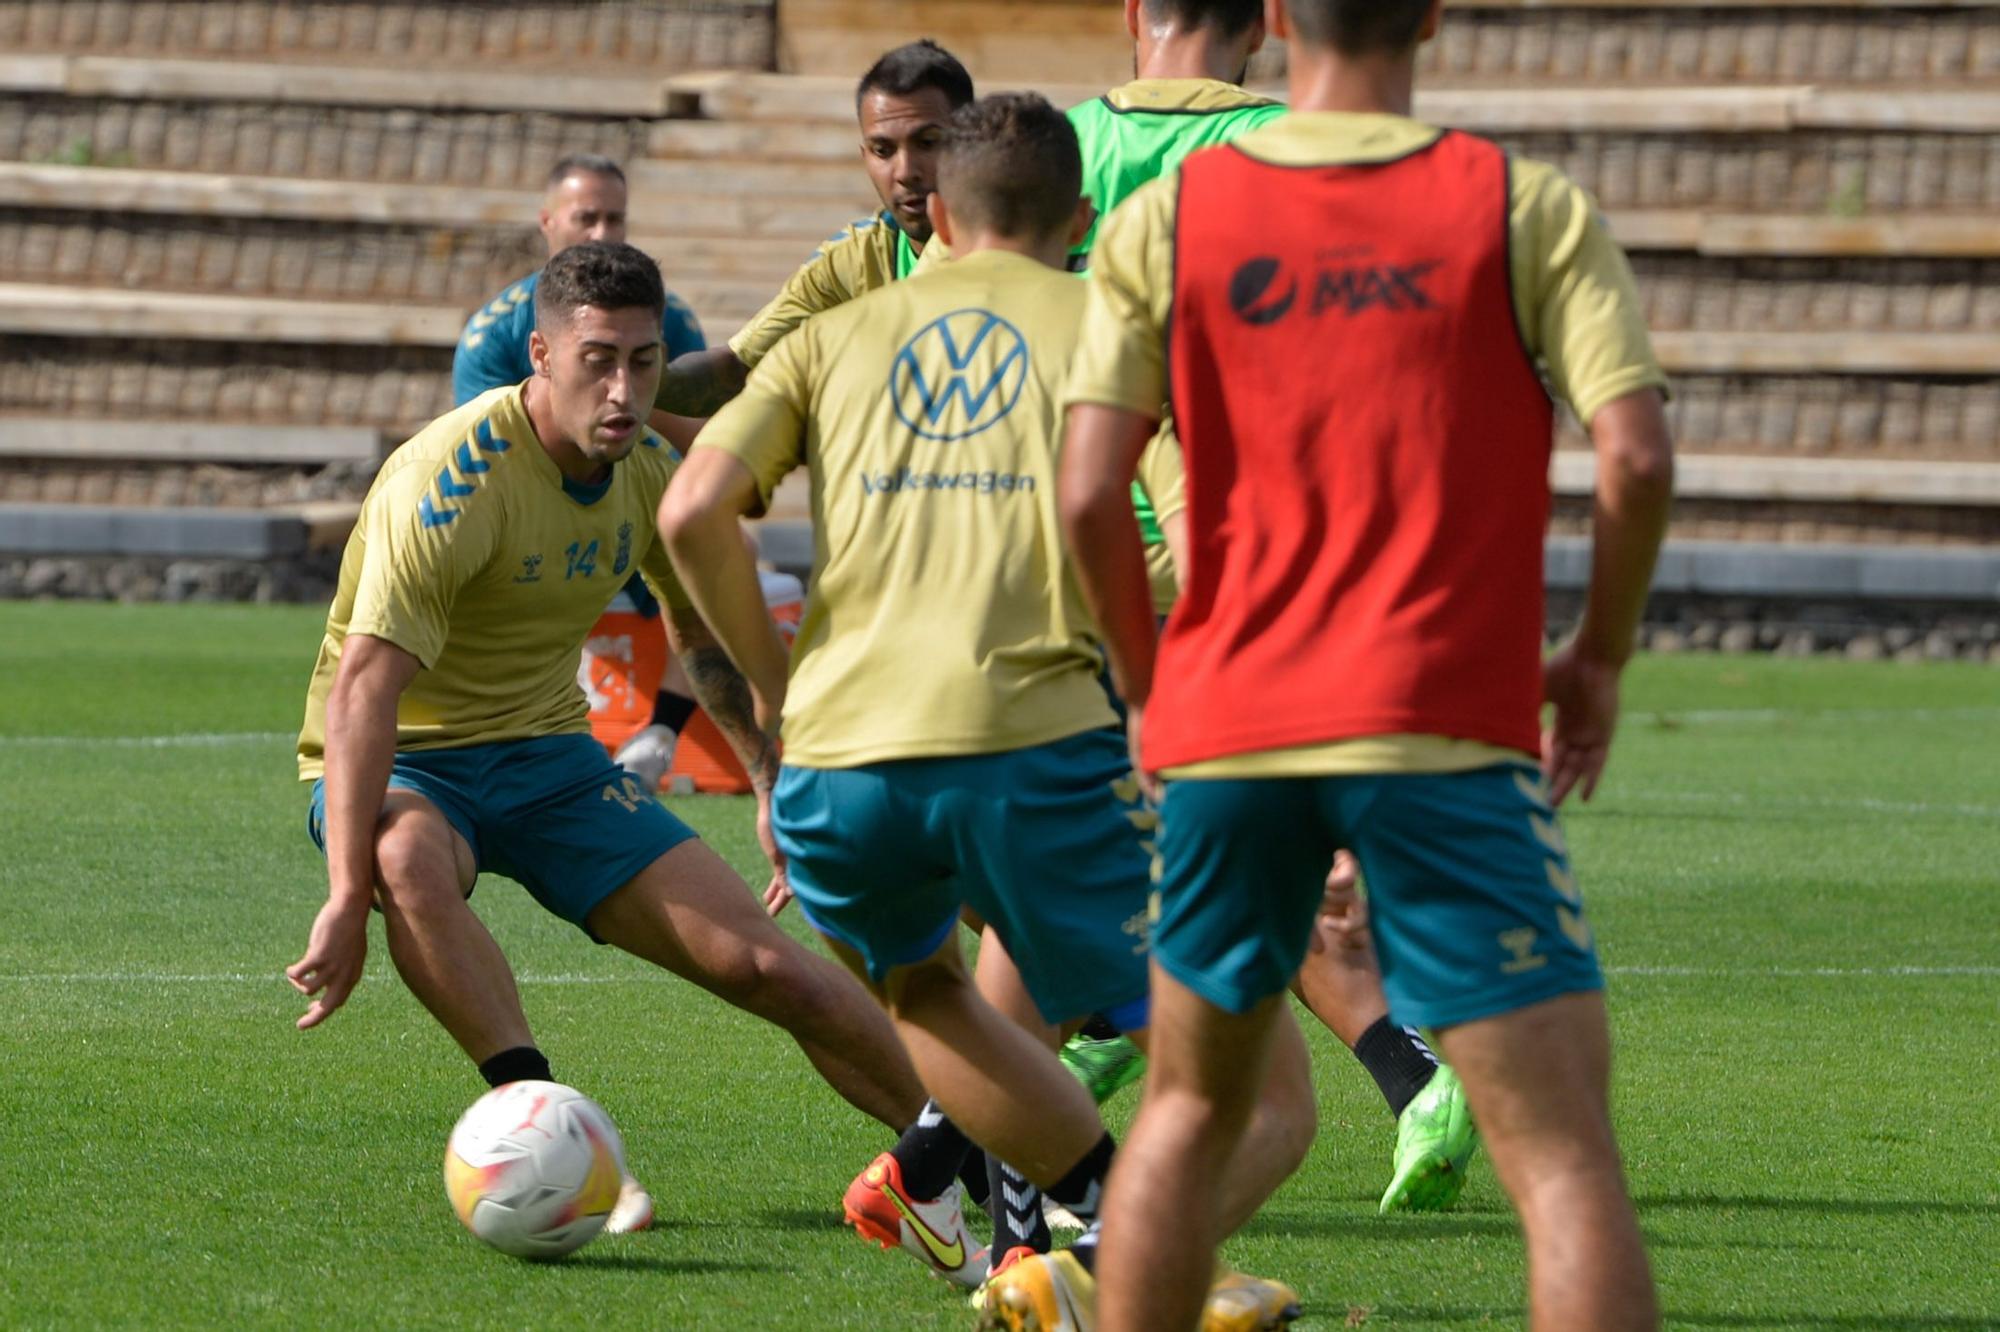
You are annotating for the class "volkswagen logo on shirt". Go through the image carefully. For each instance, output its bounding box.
[888,308,1030,441]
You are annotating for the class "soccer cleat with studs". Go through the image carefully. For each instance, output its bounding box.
[842,1151,989,1288]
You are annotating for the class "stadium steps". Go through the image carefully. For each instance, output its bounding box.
[0,0,776,72]
[776,0,2000,87]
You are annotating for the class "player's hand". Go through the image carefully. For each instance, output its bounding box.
[1543,640,1623,806]
[1126,703,1162,803]
[1309,852,1369,955]
[285,898,370,1030]
[753,781,791,916]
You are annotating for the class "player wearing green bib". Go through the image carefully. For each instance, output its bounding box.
[1051,0,1483,1224]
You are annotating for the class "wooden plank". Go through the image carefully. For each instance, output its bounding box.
[0,283,464,346]
[1653,331,2000,375]
[4,55,672,116]
[628,158,872,202]
[0,162,535,228]
[1551,452,2000,506]
[1419,86,1803,132]
[0,418,382,464]
[0,503,308,559]
[648,119,860,164]
[1694,214,2000,259]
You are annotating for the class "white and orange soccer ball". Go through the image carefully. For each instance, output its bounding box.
[443,1080,627,1258]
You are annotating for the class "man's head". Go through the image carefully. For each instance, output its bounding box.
[528,242,665,466]
[1271,0,1439,55]
[854,39,975,244]
[539,155,629,256]
[929,93,1089,262]
[1126,0,1266,81]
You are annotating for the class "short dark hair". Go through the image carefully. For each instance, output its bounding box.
[1141,0,1262,37]
[856,39,975,113]
[546,153,625,190]
[1285,0,1431,54]
[937,93,1081,241]
[534,241,664,328]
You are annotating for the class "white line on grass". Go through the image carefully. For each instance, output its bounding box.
[1645,707,2000,726]
[2,967,1994,985]
[1616,790,2000,819]
[0,731,291,748]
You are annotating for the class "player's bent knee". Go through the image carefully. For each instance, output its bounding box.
[372,830,467,912]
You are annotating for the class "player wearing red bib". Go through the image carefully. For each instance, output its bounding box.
[1061,1,1673,1327]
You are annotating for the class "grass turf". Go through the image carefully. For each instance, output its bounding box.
[0,601,1995,1329]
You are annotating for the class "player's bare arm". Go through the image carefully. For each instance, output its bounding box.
[658,451,793,719]
[286,632,421,1029]
[1060,402,1167,787]
[665,603,781,795]
[656,346,750,418]
[1544,387,1675,806]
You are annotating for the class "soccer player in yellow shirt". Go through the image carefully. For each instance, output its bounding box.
[286,241,928,1236]
[654,40,975,417]
[662,94,1312,1330]
[1060,2,1672,1328]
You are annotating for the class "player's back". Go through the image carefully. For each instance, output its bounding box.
[1069,79,1285,258]
[712,250,1115,768]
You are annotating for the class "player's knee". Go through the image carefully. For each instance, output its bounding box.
[708,944,818,1021]
[371,828,461,914]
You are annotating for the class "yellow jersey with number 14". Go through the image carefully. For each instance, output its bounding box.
[296,385,691,779]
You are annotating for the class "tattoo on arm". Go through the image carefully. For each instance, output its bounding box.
[659,349,749,418]
[679,645,779,793]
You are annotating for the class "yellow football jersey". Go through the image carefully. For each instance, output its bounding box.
[1065,112,1669,779]
[727,210,919,370]
[697,249,1117,768]
[297,385,690,778]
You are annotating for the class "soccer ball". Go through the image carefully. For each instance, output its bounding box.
[443,1080,627,1258]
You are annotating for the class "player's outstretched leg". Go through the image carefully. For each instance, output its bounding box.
[585,838,928,1132]
[1294,859,1479,1212]
[1434,991,1656,1331]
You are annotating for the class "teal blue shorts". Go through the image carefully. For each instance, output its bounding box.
[307,732,698,937]
[1155,762,1603,1029]
[773,729,1152,1030]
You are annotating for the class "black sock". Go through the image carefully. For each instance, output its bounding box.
[888,1100,975,1201]
[652,689,697,731]
[988,1157,1052,1267]
[1047,1131,1115,1226]
[478,1046,551,1088]
[1352,1018,1439,1118]
[958,1146,991,1208]
[1077,1013,1121,1042]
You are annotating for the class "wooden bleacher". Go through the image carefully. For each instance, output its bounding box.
[1,0,1998,570]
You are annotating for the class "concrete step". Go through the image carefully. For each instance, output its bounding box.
[0,0,774,73]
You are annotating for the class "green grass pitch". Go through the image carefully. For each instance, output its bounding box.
[1,601,1995,1329]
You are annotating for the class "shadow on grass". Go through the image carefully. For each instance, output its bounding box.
[756,1206,847,1234]
[1636,1192,2000,1218]
[1241,1210,1518,1242]
[556,1252,778,1276]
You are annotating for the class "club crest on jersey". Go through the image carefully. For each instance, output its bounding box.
[887,308,1029,442]
[612,522,632,576]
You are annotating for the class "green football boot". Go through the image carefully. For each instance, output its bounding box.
[1379,1063,1479,1213]
[1058,1032,1147,1105]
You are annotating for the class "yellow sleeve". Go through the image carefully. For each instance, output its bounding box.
[1136,420,1186,524]
[728,229,868,369]
[345,471,498,669]
[695,325,814,514]
[1509,159,1669,425]
[1062,176,1179,419]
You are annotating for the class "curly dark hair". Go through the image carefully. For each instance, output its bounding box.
[533,241,664,328]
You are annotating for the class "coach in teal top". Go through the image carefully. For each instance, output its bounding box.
[452,154,707,406]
